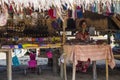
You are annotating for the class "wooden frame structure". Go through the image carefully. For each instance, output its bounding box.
[0,49,12,80]
[0,44,62,80]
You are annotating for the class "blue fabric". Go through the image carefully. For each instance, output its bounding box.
[51,21,58,29]
[12,55,20,66]
[111,3,114,13]
[76,10,83,18]
[18,44,22,48]
[62,3,67,10]
[114,33,120,40]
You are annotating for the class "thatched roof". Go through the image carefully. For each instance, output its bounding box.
[111,14,120,29]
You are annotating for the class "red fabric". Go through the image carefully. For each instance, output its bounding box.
[9,5,13,11]
[76,58,90,72]
[28,60,37,68]
[76,31,89,41]
[29,53,36,60]
[76,6,80,9]
[48,8,56,19]
[29,8,32,15]
[46,51,53,59]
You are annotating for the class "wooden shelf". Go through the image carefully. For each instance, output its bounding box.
[114,55,120,58]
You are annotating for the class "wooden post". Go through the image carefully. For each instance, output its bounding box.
[60,25,67,80]
[60,21,66,79]
[72,59,76,80]
[7,50,12,80]
[93,61,97,80]
[71,3,76,80]
[56,3,68,80]
[53,50,58,75]
[60,62,64,79]
[106,59,109,80]
[63,16,67,80]
[64,55,67,80]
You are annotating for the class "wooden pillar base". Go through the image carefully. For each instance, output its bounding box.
[93,61,97,80]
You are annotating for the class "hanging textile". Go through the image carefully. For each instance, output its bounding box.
[0,3,8,26]
[29,52,36,60]
[114,1,120,14]
[68,9,72,18]
[57,17,63,28]
[12,49,21,66]
[51,20,59,29]
[66,18,76,30]
[12,55,20,66]
[48,7,56,19]
[75,6,83,18]
[46,51,53,59]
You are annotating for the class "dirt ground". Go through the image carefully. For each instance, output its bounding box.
[0,64,120,80]
[0,60,120,80]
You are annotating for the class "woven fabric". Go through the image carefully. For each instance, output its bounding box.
[63,45,115,69]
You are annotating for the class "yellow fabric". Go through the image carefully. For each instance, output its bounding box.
[22,44,39,48]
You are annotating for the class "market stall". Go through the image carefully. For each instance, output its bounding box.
[0,43,62,79]
[0,0,120,80]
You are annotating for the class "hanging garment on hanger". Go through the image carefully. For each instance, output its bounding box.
[68,9,72,18]
[111,2,115,14]
[94,1,97,12]
[51,20,59,29]
[114,1,117,14]
[118,1,120,14]
[0,4,8,26]
[99,1,104,14]
[92,1,98,13]
[57,17,63,28]
[66,18,76,30]
[48,8,56,19]
[62,3,68,10]
[9,4,14,14]
[91,3,95,12]
[75,6,83,19]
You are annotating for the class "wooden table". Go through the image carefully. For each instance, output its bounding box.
[62,44,115,80]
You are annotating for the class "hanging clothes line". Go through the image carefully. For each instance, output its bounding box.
[0,0,115,13]
[0,0,120,27]
[1,0,120,17]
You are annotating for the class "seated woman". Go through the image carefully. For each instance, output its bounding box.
[76,19,90,42]
[75,19,90,72]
